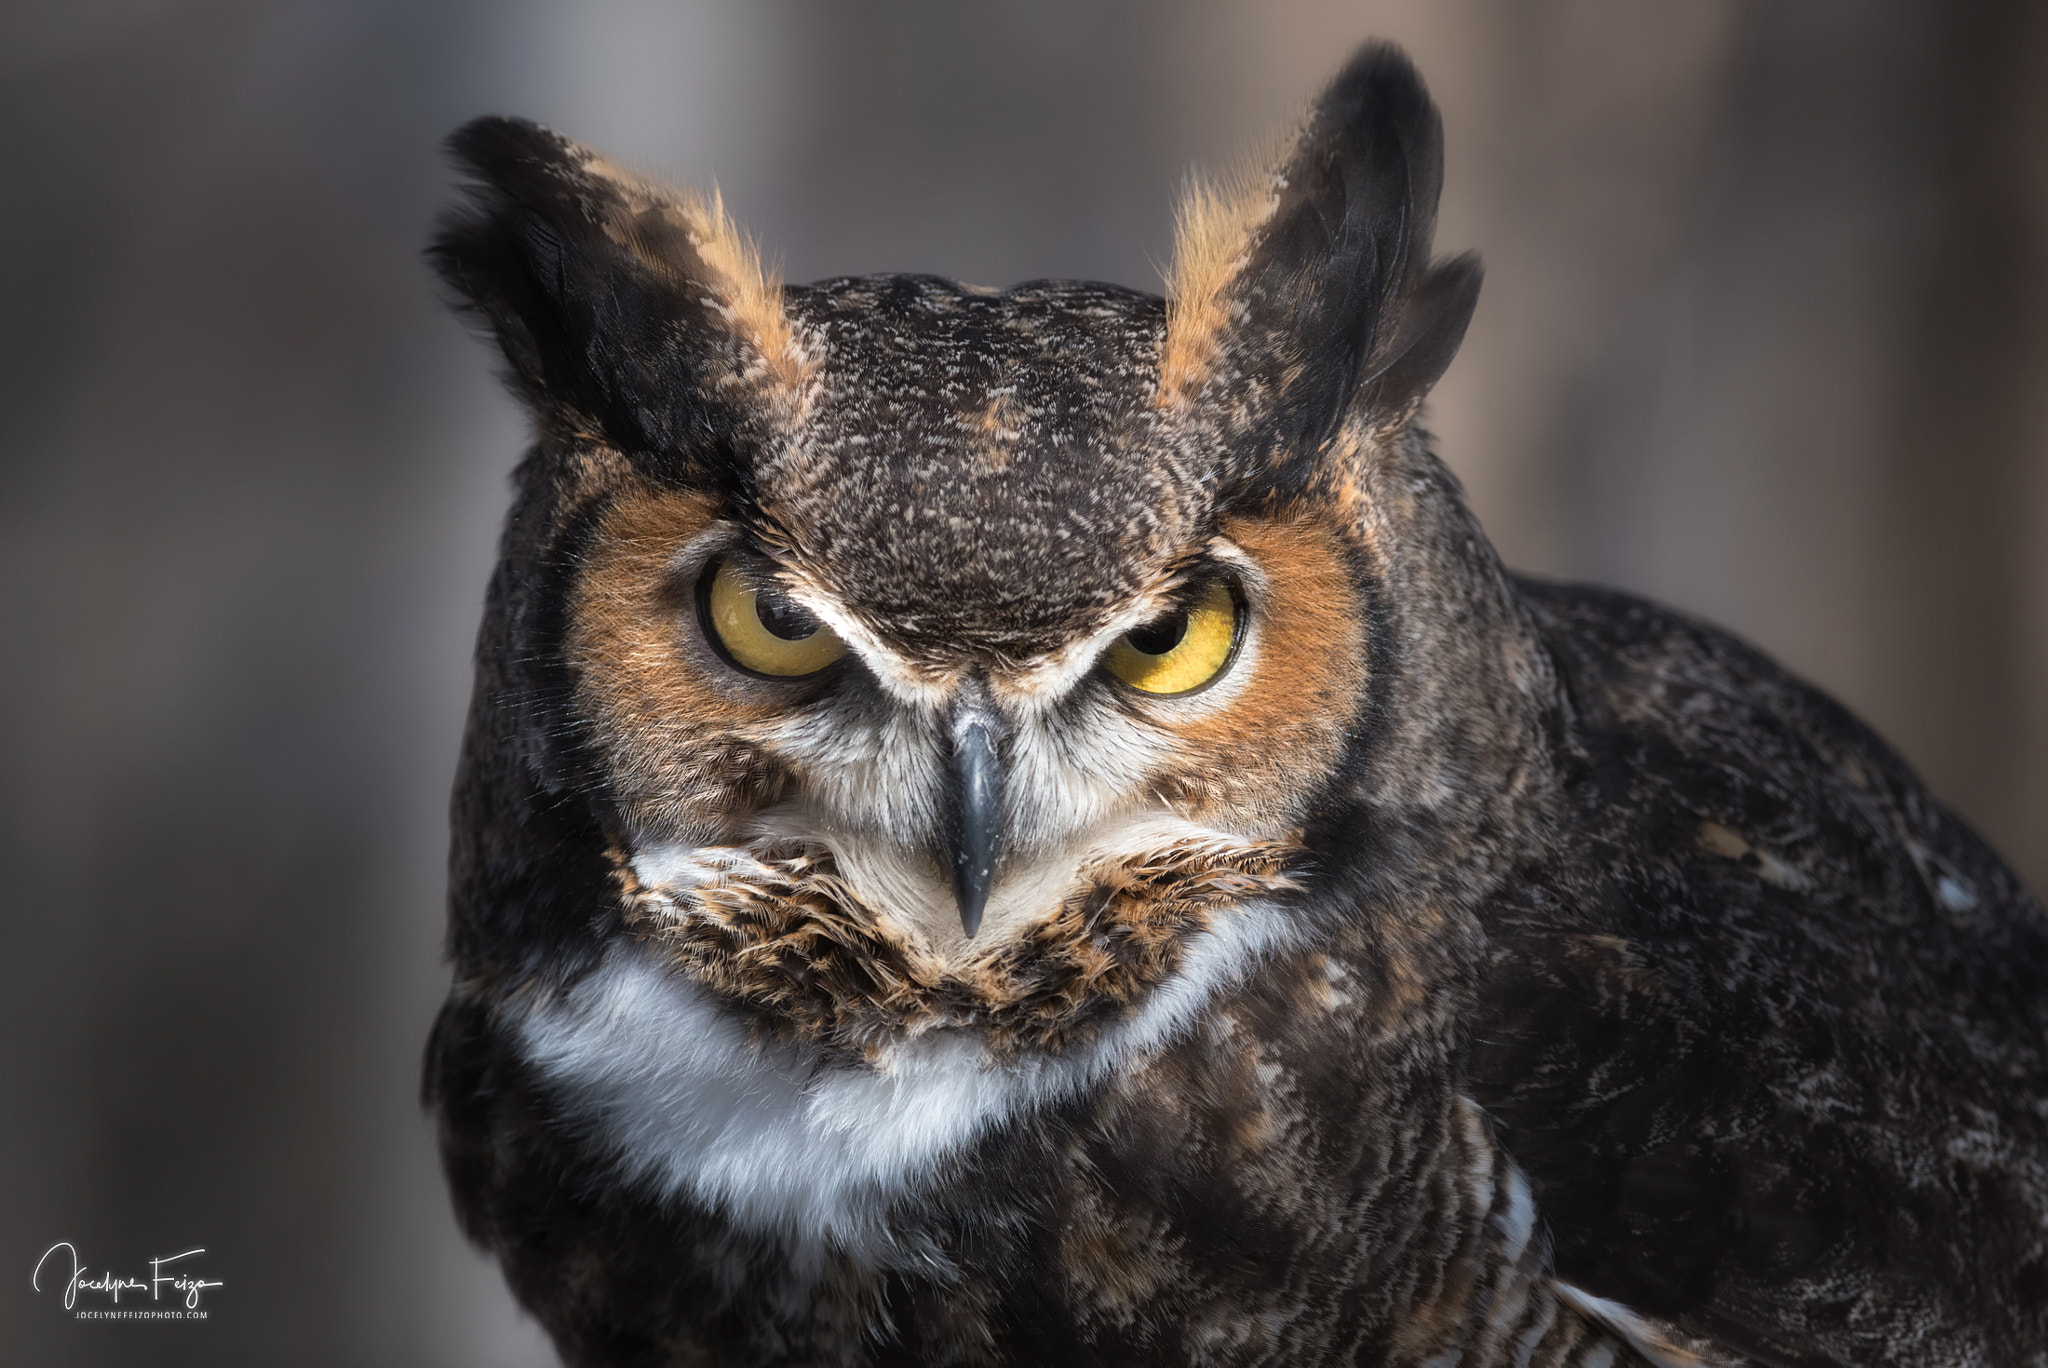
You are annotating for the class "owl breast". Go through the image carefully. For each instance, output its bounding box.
[513,895,1306,1256]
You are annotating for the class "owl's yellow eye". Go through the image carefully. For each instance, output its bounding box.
[1104,578,1242,696]
[701,558,847,678]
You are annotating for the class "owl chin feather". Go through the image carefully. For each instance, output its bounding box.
[615,815,1301,1058]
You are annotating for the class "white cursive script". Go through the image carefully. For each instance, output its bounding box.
[33,1242,223,1314]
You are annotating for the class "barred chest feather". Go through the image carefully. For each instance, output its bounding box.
[515,890,1306,1258]
[507,889,1715,1368]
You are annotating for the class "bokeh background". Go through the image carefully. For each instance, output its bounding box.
[3,1,2043,1363]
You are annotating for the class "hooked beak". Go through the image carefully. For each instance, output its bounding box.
[941,698,1007,938]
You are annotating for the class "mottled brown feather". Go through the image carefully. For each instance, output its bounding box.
[618,833,1301,1059]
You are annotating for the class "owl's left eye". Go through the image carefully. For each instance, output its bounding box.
[1104,577,1243,696]
[699,557,848,678]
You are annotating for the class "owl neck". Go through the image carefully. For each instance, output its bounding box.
[1320,419,1573,898]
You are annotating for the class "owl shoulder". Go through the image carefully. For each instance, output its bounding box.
[1462,575,2048,1365]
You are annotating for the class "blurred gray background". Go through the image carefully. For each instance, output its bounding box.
[3,1,2042,1363]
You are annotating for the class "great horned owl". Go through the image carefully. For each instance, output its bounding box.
[424,43,2047,1368]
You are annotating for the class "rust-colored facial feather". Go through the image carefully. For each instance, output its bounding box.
[618,832,1301,1059]
[1145,511,1370,828]
[565,483,796,841]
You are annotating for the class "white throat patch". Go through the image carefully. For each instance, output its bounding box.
[516,896,1303,1259]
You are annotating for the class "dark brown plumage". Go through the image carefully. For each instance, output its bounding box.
[424,41,2047,1368]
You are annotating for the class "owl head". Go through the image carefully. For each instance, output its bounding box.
[436,45,1532,1058]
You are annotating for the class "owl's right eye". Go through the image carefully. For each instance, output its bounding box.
[699,557,848,678]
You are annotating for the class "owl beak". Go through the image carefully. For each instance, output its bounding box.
[942,701,1007,939]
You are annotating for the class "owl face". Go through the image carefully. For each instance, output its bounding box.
[434,62,1477,1034]
[566,427,1369,953]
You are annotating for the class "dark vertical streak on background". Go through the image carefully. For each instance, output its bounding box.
[1878,0,2046,849]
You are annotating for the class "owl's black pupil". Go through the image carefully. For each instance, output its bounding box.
[1126,610,1189,656]
[755,590,820,641]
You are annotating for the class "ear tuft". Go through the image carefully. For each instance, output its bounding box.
[429,117,809,456]
[1156,42,1478,451]
[1360,251,1481,417]
[1158,149,1288,412]
[669,186,806,396]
